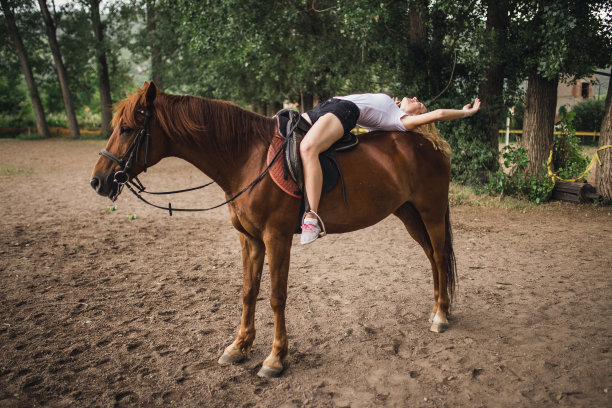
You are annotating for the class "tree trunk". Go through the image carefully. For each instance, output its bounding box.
[408,0,428,92]
[300,93,314,113]
[252,103,266,115]
[146,0,162,88]
[1,0,50,138]
[594,68,612,201]
[477,0,509,157]
[522,71,558,176]
[266,101,282,117]
[38,0,80,138]
[90,0,112,136]
[408,2,427,46]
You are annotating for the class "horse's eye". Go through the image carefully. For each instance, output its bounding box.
[120,126,131,135]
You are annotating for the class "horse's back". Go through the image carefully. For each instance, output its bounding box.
[319,130,451,233]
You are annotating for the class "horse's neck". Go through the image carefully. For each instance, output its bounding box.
[166,97,272,194]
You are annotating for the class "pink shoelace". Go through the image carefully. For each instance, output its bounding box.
[301,223,317,232]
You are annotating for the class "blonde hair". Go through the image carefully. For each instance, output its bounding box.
[413,123,451,158]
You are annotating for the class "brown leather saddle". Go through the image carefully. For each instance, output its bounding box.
[274,109,359,213]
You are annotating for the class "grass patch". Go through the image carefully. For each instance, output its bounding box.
[7,132,46,141]
[450,182,612,212]
[450,183,539,211]
[0,165,34,176]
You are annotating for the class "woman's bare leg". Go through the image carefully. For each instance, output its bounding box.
[299,113,344,218]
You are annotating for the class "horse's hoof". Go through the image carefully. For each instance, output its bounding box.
[429,321,448,333]
[257,364,283,378]
[429,313,448,333]
[218,351,245,365]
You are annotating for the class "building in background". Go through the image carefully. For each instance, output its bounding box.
[555,70,610,118]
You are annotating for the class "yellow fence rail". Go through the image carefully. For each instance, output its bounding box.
[498,129,600,137]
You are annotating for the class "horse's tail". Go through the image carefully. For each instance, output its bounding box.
[445,203,457,305]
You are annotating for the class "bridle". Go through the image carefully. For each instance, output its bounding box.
[100,105,154,189]
[98,104,287,216]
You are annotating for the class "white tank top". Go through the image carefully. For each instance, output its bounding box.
[336,93,407,131]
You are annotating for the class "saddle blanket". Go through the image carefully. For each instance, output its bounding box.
[267,133,302,198]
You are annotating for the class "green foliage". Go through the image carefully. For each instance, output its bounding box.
[1,0,610,193]
[0,0,132,128]
[487,107,589,203]
[515,0,611,82]
[553,107,589,179]
[438,119,498,185]
[571,97,606,132]
[487,145,554,204]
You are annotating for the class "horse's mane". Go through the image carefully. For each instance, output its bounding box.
[112,87,275,158]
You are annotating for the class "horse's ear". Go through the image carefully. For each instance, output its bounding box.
[146,81,157,105]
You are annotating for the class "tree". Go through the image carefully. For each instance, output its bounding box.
[517,0,611,176]
[38,0,80,137]
[1,0,50,137]
[595,69,612,201]
[477,0,510,158]
[146,0,162,88]
[89,0,112,135]
[523,71,558,176]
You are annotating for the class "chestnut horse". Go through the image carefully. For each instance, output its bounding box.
[90,82,456,378]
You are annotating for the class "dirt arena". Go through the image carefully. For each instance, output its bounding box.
[1,138,611,407]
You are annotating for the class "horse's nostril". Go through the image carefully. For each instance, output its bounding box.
[90,177,100,191]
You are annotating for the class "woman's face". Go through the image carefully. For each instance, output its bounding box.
[399,97,427,115]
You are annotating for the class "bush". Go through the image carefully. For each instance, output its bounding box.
[439,120,498,185]
[487,145,554,204]
[571,97,605,132]
[487,107,590,203]
[553,107,589,179]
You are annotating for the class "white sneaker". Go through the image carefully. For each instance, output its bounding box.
[300,217,322,245]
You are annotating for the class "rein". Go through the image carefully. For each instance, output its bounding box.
[99,104,287,216]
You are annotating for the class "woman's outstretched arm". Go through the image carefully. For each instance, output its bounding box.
[401,98,481,131]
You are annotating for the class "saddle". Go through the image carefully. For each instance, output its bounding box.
[273,109,359,213]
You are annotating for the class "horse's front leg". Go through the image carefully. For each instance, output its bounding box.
[219,233,265,364]
[257,235,292,378]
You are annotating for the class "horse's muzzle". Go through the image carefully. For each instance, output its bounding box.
[90,172,118,199]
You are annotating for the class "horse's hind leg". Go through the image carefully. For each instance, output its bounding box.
[420,204,455,333]
[394,201,455,333]
[219,233,265,364]
[394,203,440,324]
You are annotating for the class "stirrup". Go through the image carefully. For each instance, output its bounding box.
[302,210,326,237]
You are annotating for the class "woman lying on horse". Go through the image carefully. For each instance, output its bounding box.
[299,93,481,244]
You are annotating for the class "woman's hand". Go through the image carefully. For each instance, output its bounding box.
[462,98,481,117]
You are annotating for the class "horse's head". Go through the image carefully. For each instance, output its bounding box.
[90,81,169,200]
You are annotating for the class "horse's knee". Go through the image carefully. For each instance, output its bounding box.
[242,283,259,304]
[269,294,286,311]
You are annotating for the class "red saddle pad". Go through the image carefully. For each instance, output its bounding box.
[267,133,302,199]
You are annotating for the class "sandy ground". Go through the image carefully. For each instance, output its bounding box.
[0,138,611,407]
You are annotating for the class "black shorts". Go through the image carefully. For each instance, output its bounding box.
[306,98,360,134]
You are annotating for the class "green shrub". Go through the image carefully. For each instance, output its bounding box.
[439,120,498,185]
[487,107,591,203]
[571,97,605,132]
[553,107,589,179]
[487,145,554,204]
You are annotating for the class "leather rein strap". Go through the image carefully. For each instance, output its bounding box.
[99,105,287,216]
